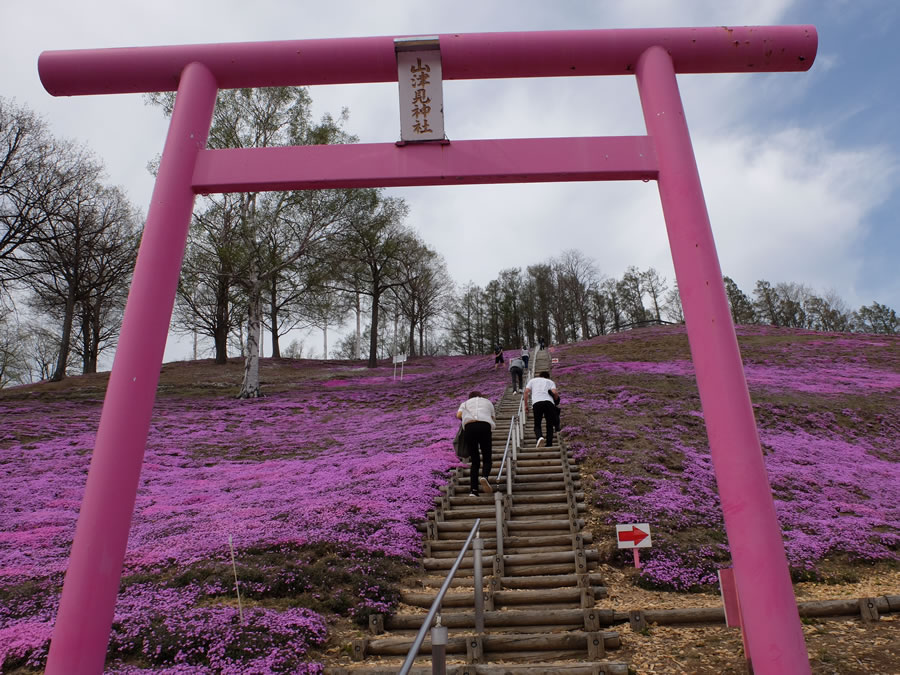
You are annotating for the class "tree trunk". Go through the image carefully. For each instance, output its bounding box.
[367,291,380,368]
[419,323,425,356]
[238,274,262,398]
[213,276,229,364]
[50,288,77,382]
[80,306,91,374]
[408,313,416,358]
[355,292,362,360]
[87,302,101,374]
[269,280,281,359]
[323,324,328,360]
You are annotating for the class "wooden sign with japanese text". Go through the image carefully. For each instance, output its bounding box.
[395,37,444,142]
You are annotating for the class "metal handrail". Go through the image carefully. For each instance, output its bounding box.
[398,518,482,675]
[495,415,516,493]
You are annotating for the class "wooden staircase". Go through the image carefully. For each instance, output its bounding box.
[326,357,631,673]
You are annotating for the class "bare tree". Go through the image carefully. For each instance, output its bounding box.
[853,301,898,334]
[641,268,668,323]
[724,276,756,325]
[617,266,648,325]
[752,280,780,326]
[664,282,685,323]
[392,239,452,357]
[331,194,413,367]
[0,98,53,300]
[16,148,126,380]
[554,250,600,339]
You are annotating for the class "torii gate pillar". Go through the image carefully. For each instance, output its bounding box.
[636,45,809,673]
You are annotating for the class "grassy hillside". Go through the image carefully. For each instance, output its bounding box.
[555,325,899,590]
[0,326,897,672]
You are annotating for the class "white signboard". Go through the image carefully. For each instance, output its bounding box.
[615,523,652,549]
[395,37,444,142]
[393,353,407,364]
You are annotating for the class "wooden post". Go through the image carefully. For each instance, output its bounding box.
[466,635,484,664]
[493,553,505,578]
[351,637,367,661]
[583,608,600,632]
[587,631,607,659]
[581,585,596,609]
[368,614,384,635]
[629,610,648,633]
[859,597,880,622]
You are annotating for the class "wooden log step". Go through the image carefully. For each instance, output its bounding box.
[479,651,620,666]
[507,519,583,532]
[414,575,485,589]
[456,470,564,481]
[442,507,504,520]
[468,663,630,675]
[497,587,606,606]
[500,573,605,589]
[505,550,598,566]
[430,545,574,559]
[512,480,581,491]
[325,662,630,675]
[435,520,499,532]
[428,532,593,552]
[441,491,583,506]
[510,503,580,517]
[516,462,563,476]
[517,450,573,460]
[510,492,584,505]
[422,551,598,571]
[505,562,596,576]
[365,630,620,656]
[399,586,605,609]
[514,513,575,521]
[602,594,900,627]
[386,607,585,630]
[513,460,577,469]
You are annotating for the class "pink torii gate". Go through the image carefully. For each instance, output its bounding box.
[38,26,817,674]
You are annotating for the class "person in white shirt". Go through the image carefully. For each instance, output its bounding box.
[524,371,558,448]
[456,391,496,496]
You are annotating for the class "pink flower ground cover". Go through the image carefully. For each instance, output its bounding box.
[0,354,503,672]
[554,325,899,591]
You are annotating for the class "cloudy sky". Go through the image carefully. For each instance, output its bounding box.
[3,0,897,360]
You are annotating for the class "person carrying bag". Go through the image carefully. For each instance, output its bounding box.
[455,391,496,496]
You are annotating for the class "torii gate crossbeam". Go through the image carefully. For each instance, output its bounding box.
[38,26,817,674]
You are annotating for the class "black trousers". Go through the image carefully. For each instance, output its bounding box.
[510,366,523,390]
[533,400,556,447]
[464,421,493,493]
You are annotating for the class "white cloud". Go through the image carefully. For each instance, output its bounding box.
[3,0,898,365]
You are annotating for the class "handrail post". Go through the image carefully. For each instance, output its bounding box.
[473,535,484,634]
[512,414,519,457]
[399,518,481,675]
[494,491,504,563]
[431,621,448,675]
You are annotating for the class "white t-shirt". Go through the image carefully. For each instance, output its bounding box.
[525,377,556,404]
[457,397,496,429]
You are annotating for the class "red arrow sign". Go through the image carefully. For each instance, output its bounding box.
[617,525,649,546]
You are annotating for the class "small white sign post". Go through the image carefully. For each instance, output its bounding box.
[393,353,407,381]
[616,522,652,569]
[395,37,444,142]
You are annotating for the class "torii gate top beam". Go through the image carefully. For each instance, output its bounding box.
[39,25,816,96]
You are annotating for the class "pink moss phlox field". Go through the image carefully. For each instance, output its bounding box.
[0,354,504,671]
[554,325,899,590]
